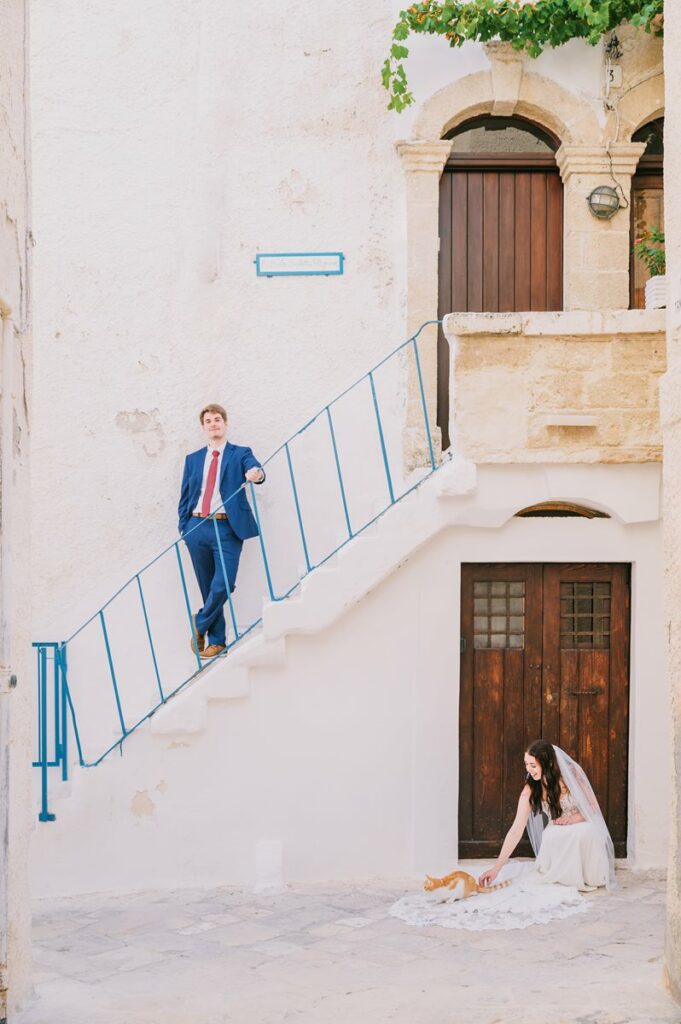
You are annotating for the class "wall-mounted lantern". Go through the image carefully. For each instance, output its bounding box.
[587,185,621,220]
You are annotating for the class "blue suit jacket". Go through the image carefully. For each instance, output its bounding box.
[178,443,265,540]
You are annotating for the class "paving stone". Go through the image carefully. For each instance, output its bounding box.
[15,873,681,1024]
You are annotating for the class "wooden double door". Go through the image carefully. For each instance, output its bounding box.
[438,165,563,315]
[459,563,630,858]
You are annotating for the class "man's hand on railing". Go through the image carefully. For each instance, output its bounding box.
[245,467,265,484]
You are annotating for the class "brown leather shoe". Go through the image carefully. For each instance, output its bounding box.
[191,615,205,655]
[200,643,227,659]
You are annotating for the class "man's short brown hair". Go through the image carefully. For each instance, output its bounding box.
[199,403,227,424]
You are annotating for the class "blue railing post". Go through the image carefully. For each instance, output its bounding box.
[368,371,395,505]
[136,574,165,702]
[38,645,55,822]
[249,483,277,601]
[59,647,85,769]
[326,406,353,539]
[99,611,127,737]
[34,645,41,762]
[175,541,204,672]
[285,442,312,573]
[53,647,60,772]
[412,334,437,471]
[58,643,68,781]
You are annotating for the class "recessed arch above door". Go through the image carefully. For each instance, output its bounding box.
[437,114,564,448]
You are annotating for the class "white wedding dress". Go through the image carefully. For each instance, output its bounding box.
[534,790,610,891]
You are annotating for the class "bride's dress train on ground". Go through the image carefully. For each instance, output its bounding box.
[389,862,595,932]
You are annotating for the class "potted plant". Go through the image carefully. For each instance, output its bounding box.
[634,227,666,309]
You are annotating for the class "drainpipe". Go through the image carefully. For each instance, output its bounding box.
[0,298,15,1024]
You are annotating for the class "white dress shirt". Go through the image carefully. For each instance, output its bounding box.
[192,442,227,515]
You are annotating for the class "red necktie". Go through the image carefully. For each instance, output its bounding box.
[201,450,220,517]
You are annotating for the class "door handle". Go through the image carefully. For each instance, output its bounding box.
[568,688,603,696]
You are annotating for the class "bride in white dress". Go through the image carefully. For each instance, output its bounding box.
[390,740,615,931]
[478,739,616,892]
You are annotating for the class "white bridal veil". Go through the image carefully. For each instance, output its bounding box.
[525,745,617,890]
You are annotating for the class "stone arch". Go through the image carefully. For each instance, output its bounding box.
[616,73,665,140]
[412,59,601,147]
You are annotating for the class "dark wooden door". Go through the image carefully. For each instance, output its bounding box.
[439,166,563,314]
[459,563,630,859]
[630,170,663,309]
[437,162,563,448]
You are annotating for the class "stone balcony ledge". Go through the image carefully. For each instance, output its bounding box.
[443,308,666,341]
[442,308,666,465]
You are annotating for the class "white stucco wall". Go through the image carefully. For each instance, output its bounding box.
[30,3,611,645]
[26,4,666,903]
[1,0,33,1014]
[30,0,407,642]
[30,463,669,897]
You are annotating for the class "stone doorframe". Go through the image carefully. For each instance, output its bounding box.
[397,42,663,457]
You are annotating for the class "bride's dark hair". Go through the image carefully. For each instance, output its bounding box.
[526,739,562,819]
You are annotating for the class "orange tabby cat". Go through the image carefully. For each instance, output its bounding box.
[423,870,511,899]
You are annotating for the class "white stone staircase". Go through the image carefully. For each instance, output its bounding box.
[33,455,475,816]
[147,456,476,740]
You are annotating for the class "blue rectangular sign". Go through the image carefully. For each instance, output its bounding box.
[255,252,345,277]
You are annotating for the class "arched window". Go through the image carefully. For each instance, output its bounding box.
[515,502,609,519]
[437,115,563,447]
[446,115,559,156]
[630,117,664,309]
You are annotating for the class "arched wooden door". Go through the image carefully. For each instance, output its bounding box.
[437,117,564,448]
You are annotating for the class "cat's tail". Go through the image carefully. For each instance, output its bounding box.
[477,879,512,894]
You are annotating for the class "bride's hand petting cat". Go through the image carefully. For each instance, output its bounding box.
[478,867,500,887]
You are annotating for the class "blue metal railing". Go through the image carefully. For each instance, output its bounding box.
[33,321,445,819]
[32,642,83,820]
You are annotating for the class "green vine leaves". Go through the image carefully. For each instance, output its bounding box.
[382,1,664,112]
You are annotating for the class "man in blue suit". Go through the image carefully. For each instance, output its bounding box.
[178,403,265,659]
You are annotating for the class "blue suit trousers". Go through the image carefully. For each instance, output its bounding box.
[183,517,243,646]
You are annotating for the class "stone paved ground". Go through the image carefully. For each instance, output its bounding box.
[16,871,681,1024]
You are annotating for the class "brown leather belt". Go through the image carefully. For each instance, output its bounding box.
[192,512,228,520]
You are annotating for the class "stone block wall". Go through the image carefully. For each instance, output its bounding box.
[444,311,665,464]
